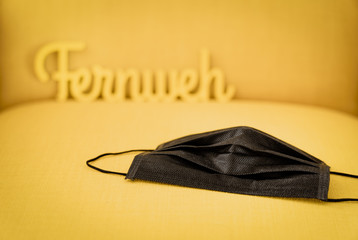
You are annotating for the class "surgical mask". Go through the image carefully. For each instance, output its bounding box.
[86,126,357,202]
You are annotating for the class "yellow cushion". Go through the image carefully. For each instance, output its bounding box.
[1,100,358,239]
[1,0,358,114]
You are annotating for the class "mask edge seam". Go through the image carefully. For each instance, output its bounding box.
[125,155,143,180]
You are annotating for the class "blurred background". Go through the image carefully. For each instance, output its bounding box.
[1,0,357,114]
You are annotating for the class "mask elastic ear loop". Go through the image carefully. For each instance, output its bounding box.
[86,149,154,176]
[326,171,358,202]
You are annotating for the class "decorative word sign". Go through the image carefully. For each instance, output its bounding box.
[34,42,236,102]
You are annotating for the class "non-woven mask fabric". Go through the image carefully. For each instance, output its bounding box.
[86,126,358,202]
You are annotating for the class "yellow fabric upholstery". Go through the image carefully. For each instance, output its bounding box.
[1,0,358,114]
[1,100,358,239]
[1,1,358,239]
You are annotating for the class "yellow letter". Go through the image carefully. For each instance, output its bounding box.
[178,69,199,102]
[199,49,236,102]
[34,41,86,101]
[70,67,102,102]
[115,69,142,101]
[96,66,118,102]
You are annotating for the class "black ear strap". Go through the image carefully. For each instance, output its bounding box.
[86,149,154,176]
[326,171,358,202]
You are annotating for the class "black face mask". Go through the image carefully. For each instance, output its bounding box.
[86,126,358,202]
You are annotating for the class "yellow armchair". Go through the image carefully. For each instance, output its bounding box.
[0,1,357,239]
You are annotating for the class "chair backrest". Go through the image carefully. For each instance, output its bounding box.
[1,0,357,114]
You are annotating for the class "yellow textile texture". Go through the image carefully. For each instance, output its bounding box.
[0,100,358,239]
[1,0,358,114]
